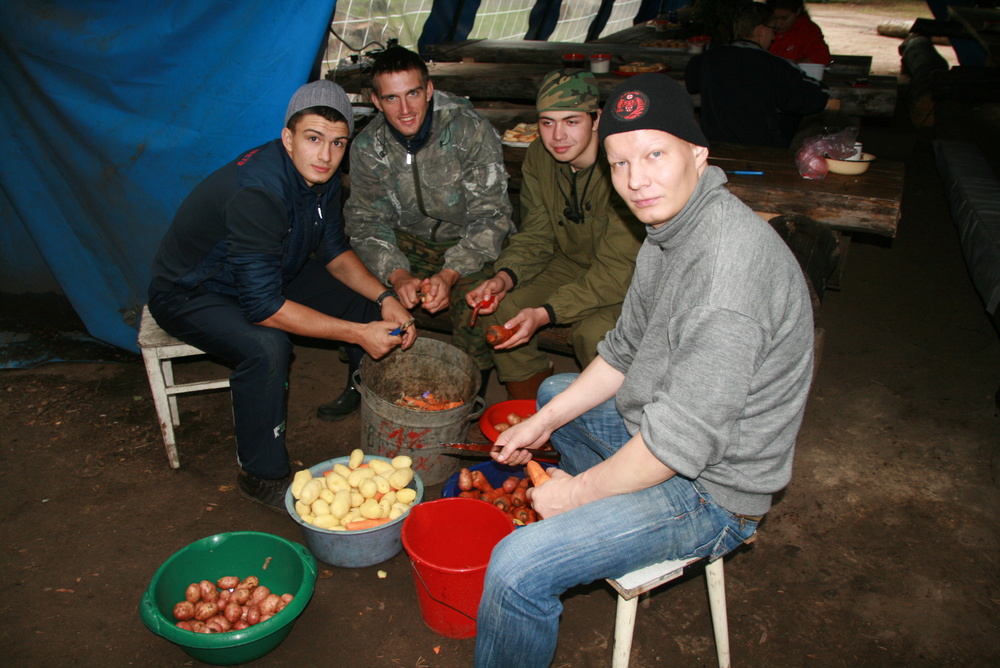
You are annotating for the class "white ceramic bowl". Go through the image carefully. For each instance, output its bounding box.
[826,153,876,175]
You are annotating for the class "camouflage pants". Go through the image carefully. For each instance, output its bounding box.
[479,253,622,382]
[394,229,493,371]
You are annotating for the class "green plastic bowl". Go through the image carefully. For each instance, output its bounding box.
[138,531,317,665]
[285,455,424,568]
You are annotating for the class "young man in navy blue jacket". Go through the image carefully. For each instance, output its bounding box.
[148,81,414,509]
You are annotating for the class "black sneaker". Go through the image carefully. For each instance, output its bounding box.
[316,385,361,421]
[237,472,291,512]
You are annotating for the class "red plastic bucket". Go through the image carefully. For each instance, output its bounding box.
[401,498,514,638]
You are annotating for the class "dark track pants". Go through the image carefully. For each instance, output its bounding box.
[148,259,378,478]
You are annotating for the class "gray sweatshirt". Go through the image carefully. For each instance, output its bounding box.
[597,166,814,515]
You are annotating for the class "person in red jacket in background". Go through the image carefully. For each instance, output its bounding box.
[766,0,831,65]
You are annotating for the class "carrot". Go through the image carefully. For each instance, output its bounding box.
[512,507,533,524]
[458,467,474,492]
[344,517,392,531]
[470,470,493,492]
[517,477,530,490]
[458,490,480,499]
[481,487,506,503]
[511,487,527,507]
[494,494,514,512]
[501,476,520,494]
[525,461,551,487]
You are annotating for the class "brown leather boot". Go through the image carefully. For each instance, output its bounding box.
[504,362,555,401]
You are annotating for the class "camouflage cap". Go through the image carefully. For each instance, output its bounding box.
[536,69,600,113]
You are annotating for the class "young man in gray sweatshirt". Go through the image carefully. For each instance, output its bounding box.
[473,74,815,668]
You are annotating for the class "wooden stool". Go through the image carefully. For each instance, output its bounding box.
[607,536,756,668]
[137,305,230,468]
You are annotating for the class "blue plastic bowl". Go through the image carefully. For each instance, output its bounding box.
[441,460,555,529]
[441,460,527,498]
[284,455,424,568]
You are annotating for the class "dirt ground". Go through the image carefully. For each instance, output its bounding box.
[2,4,999,667]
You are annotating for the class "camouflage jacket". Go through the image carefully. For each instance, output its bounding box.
[344,90,514,283]
[497,139,645,324]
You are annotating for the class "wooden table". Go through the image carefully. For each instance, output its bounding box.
[500,141,903,237]
[331,62,897,118]
[422,39,872,77]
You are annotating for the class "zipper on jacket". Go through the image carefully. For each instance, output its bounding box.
[409,152,439,241]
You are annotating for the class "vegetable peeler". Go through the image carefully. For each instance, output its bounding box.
[389,318,415,336]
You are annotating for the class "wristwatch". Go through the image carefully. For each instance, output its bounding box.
[375,289,398,309]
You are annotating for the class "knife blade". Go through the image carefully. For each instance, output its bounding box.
[439,442,561,464]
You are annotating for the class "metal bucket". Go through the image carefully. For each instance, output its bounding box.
[355,338,486,485]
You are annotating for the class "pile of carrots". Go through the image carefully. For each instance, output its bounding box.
[455,461,552,526]
[395,392,464,411]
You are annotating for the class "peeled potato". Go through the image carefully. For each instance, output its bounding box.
[494,422,510,433]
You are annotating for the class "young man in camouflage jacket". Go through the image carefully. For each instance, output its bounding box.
[466,70,644,400]
[327,46,513,418]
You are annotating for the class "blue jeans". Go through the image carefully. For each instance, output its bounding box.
[473,373,759,668]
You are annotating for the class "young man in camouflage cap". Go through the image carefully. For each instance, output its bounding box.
[472,74,814,667]
[336,46,514,416]
[467,69,643,401]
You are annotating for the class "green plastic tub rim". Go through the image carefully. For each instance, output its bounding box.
[138,531,317,664]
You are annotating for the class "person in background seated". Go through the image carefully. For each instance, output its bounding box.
[471,74,814,668]
[766,0,831,66]
[147,81,415,510]
[467,70,644,401]
[342,45,514,412]
[685,1,829,148]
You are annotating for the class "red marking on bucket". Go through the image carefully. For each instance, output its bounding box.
[401,498,514,639]
[385,425,431,449]
[410,454,435,472]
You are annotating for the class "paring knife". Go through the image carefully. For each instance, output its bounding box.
[439,442,561,464]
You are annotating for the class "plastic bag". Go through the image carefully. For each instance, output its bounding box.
[794,126,859,180]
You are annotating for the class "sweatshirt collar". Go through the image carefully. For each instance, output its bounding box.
[645,166,727,250]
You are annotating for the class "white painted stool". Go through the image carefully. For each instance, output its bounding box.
[607,537,755,668]
[137,305,230,468]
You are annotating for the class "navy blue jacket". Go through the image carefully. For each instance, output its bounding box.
[149,139,350,322]
[685,41,829,148]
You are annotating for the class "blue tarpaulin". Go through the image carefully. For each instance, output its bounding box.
[0,0,653,355]
[0,1,338,352]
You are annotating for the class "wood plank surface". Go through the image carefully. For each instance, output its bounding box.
[330,62,896,117]
[424,39,872,77]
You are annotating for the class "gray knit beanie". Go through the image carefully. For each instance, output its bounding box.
[284,80,355,135]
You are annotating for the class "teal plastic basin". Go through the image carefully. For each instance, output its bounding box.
[138,531,317,665]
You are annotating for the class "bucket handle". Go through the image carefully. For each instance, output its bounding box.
[467,394,486,421]
[409,561,479,623]
[352,368,363,389]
